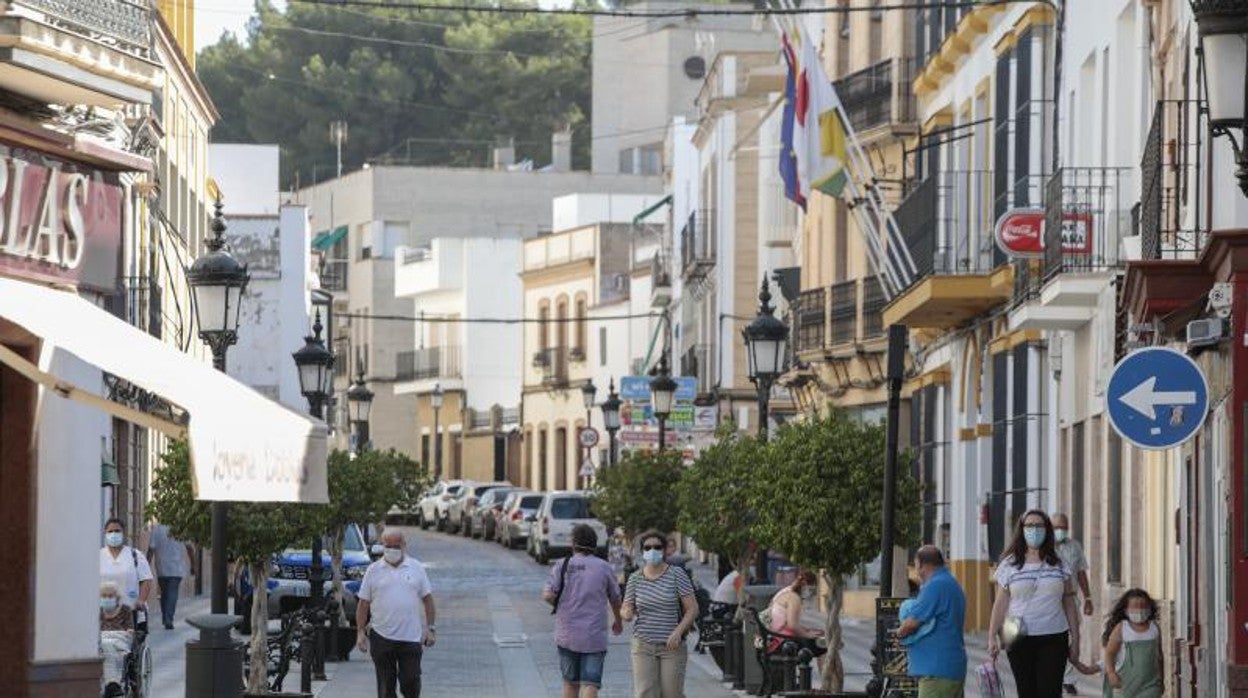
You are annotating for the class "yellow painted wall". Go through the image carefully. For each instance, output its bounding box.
[157,0,195,66]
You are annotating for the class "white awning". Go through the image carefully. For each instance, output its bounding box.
[0,277,327,503]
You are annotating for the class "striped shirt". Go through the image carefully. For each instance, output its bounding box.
[624,565,695,644]
[994,558,1071,636]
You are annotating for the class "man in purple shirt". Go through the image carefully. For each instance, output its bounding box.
[542,524,623,698]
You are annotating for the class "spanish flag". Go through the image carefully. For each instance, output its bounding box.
[793,28,848,199]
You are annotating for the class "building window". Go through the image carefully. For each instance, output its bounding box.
[555,427,568,490]
[575,296,587,354]
[1071,420,1085,543]
[538,302,550,352]
[989,351,1008,561]
[538,429,548,491]
[556,298,569,350]
[599,327,608,367]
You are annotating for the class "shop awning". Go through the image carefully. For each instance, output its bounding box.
[311,225,347,251]
[0,278,328,503]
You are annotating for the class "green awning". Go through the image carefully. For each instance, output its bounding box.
[632,195,672,225]
[312,225,348,251]
[101,459,119,486]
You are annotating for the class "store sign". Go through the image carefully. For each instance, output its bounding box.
[994,208,1094,258]
[0,149,122,292]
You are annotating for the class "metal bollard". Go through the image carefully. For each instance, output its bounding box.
[729,624,745,690]
[797,648,814,691]
[184,614,244,698]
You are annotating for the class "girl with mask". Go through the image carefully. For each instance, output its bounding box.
[987,510,1083,698]
[765,570,827,657]
[621,530,699,697]
[1101,589,1163,697]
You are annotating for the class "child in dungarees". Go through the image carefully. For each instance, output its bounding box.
[1102,588,1164,697]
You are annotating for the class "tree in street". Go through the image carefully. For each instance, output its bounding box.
[675,422,763,597]
[751,411,920,692]
[592,449,682,542]
[147,440,324,694]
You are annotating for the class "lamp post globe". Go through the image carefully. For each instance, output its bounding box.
[649,355,676,452]
[600,378,622,466]
[1192,0,1248,195]
[581,378,598,412]
[742,277,789,388]
[347,369,374,452]
[292,312,334,420]
[188,201,249,370]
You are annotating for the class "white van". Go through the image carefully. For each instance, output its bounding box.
[530,491,608,564]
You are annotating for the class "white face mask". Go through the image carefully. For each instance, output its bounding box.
[100,596,119,612]
[799,587,815,601]
[1127,610,1149,625]
[104,531,124,548]
[383,547,403,565]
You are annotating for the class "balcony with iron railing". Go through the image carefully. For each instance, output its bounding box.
[680,210,716,282]
[883,170,1019,328]
[795,287,827,354]
[794,276,888,358]
[395,346,462,382]
[650,253,672,308]
[834,57,916,135]
[0,0,159,108]
[534,347,569,388]
[1139,99,1208,261]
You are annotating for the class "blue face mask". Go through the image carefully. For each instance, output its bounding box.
[642,549,663,566]
[104,532,124,548]
[100,597,119,611]
[1023,527,1046,549]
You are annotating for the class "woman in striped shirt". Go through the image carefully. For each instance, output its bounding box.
[622,530,699,698]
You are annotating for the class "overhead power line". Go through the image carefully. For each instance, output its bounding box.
[291,0,981,18]
[340,311,661,324]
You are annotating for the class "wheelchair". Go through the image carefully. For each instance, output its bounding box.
[100,609,152,698]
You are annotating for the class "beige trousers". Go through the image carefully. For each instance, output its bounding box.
[630,636,688,698]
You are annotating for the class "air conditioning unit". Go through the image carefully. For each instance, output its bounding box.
[1186,318,1224,349]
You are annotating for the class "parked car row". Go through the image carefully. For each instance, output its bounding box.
[412,481,609,564]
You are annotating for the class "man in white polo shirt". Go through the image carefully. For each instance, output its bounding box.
[356,528,436,698]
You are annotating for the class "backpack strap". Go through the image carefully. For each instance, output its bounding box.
[549,557,571,615]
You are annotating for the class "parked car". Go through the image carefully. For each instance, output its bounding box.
[451,481,512,536]
[501,491,545,549]
[417,480,466,531]
[530,491,608,563]
[234,523,370,635]
[470,487,518,540]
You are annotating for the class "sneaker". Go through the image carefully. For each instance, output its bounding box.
[164,623,174,630]
[1063,684,1078,695]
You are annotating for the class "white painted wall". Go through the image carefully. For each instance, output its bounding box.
[36,348,110,663]
[210,144,281,216]
[552,194,666,231]
[462,238,523,410]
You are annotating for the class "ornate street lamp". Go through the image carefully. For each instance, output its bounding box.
[581,378,598,412]
[347,367,375,453]
[649,354,676,452]
[290,312,334,685]
[742,276,789,441]
[431,383,444,479]
[1193,0,1248,196]
[292,311,334,419]
[187,200,249,617]
[600,378,622,466]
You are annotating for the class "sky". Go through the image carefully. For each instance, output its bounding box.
[194,0,285,54]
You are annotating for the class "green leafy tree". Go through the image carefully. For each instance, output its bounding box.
[147,440,324,694]
[592,449,683,543]
[751,412,920,692]
[196,1,592,185]
[675,422,763,594]
[309,449,427,623]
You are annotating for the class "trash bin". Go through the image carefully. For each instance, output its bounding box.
[741,584,782,696]
[185,614,244,698]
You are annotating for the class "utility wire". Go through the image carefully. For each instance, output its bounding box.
[339,311,662,324]
[291,0,980,18]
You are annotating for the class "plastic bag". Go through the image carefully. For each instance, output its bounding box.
[975,660,1005,698]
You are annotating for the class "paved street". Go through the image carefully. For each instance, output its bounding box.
[151,526,731,696]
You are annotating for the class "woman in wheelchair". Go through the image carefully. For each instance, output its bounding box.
[765,570,827,658]
[100,583,133,631]
[100,582,150,697]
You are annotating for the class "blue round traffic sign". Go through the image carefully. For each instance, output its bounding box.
[1106,347,1209,450]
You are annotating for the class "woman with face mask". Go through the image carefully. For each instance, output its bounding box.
[1101,588,1163,697]
[621,530,699,697]
[987,510,1083,698]
[764,570,828,657]
[99,518,154,632]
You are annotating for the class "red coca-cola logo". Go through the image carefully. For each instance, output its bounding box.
[995,208,1095,258]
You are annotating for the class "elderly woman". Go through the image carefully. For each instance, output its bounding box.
[99,581,132,632]
[100,581,133,695]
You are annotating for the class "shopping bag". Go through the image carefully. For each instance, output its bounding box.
[975,660,1005,698]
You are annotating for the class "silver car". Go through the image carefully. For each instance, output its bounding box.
[500,492,545,549]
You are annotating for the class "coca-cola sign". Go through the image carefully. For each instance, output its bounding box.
[995,207,1094,258]
[0,147,122,292]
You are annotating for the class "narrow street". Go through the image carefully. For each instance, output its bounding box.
[150,526,732,697]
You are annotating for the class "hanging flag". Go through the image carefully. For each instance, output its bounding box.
[779,32,805,210]
[794,28,849,199]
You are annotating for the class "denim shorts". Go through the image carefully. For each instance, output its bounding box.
[557,646,606,687]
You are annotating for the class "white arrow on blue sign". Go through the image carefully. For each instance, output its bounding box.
[1106,347,1209,450]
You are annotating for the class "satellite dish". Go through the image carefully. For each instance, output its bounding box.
[683,56,707,80]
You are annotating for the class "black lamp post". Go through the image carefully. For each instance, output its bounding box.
[649,354,676,453]
[347,368,374,453]
[291,311,334,687]
[1193,0,1248,196]
[742,276,788,585]
[742,276,788,442]
[431,383,444,479]
[600,378,621,466]
[187,199,249,617]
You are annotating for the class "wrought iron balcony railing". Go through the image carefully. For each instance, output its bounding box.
[538,347,568,388]
[1139,99,1208,260]
[795,287,826,353]
[395,346,462,382]
[14,0,152,58]
[834,57,915,133]
[829,280,857,346]
[680,210,716,281]
[1041,167,1135,279]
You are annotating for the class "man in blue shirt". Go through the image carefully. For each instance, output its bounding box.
[897,545,967,697]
